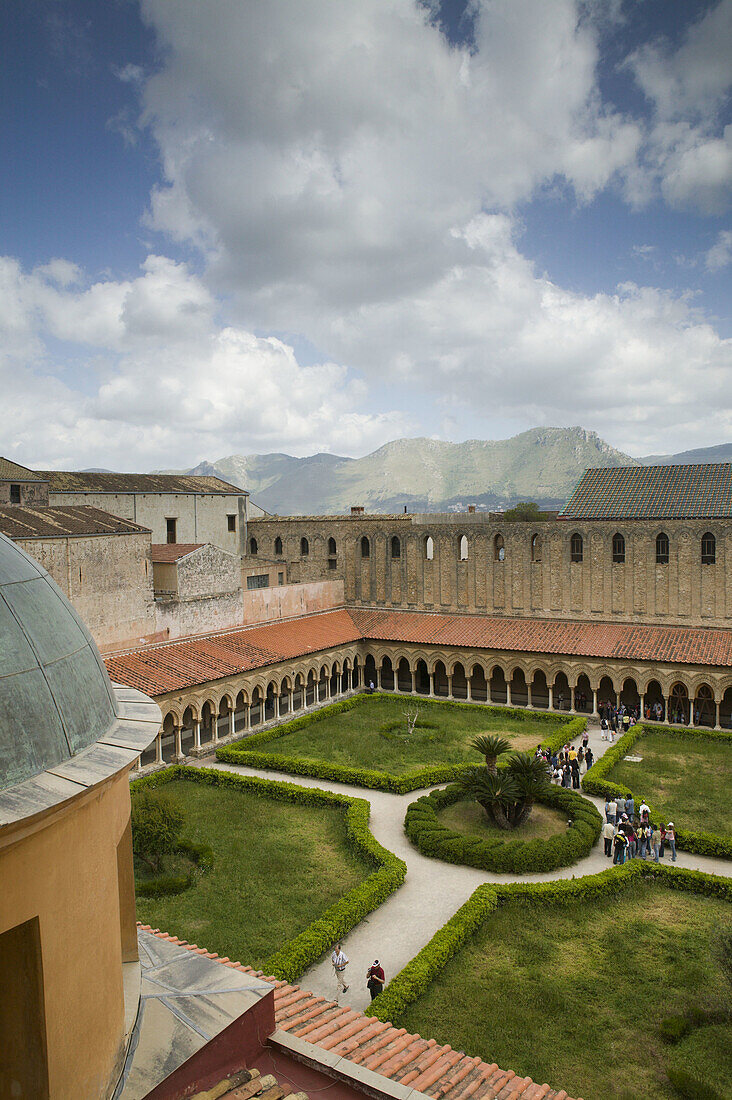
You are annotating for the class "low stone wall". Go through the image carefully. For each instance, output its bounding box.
[242,579,344,624]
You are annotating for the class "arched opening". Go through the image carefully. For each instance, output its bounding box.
[250,687,263,727]
[644,679,664,721]
[530,669,548,709]
[279,678,291,716]
[330,665,340,697]
[352,657,361,689]
[265,682,277,721]
[552,672,570,711]
[720,686,732,729]
[620,677,640,715]
[380,655,394,691]
[470,664,487,702]
[216,698,231,740]
[249,537,258,556]
[655,532,669,564]
[306,670,317,707]
[397,657,412,692]
[364,653,377,690]
[701,532,716,564]
[489,665,507,704]
[494,533,505,562]
[574,673,591,713]
[570,533,583,563]
[598,676,616,711]
[178,711,194,756]
[612,532,625,564]
[433,660,449,697]
[459,535,468,561]
[425,536,434,560]
[200,701,216,745]
[391,536,401,559]
[669,682,689,724]
[451,662,467,699]
[318,665,328,701]
[234,691,248,733]
[694,684,715,727]
[531,534,542,563]
[328,536,337,556]
[361,536,371,558]
[293,674,304,711]
[300,536,310,556]
[274,536,283,556]
[415,659,430,695]
[341,659,350,693]
[510,668,528,707]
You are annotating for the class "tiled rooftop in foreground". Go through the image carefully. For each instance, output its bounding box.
[139,926,579,1100]
[104,606,732,696]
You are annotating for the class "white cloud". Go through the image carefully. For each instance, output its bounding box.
[705,230,732,272]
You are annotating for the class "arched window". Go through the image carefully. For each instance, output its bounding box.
[328,537,337,556]
[531,533,541,562]
[274,536,283,556]
[391,535,401,559]
[361,535,370,558]
[459,535,468,561]
[494,533,505,562]
[612,532,625,564]
[701,532,716,564]
[300,537,309,556]
[655,532,669,565]
[425,536,434,560]
[249,537,258,556]
[570,532,583,562]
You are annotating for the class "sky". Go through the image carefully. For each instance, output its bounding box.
[1,0,731,471]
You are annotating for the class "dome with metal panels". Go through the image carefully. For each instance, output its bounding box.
[0,532,117,791]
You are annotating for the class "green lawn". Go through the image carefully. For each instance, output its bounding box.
[608,732,732,836]
[438,798,568,841]
[134,780,373,967]
[399,884,732,1100]
[249,696,565,774]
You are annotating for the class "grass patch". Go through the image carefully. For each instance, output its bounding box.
[248,695,563,774]
[398,883,732,1100]
[667,1025,732,1098]
[438,799,568,841]
[134,778,373,967]
[608,732,732,837]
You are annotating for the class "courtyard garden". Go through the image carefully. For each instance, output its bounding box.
[132,768,405,978]
[217,692,581,791]
[386,873,732,1100]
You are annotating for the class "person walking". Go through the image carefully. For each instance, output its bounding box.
[331,943,349,993]
[585,746,594,770]
[612,830,628,865]
[625,795,635,822]
[666,822,677,862]
[582,728,589,751]
[606,797,617,824]
[602,819,615,857]
[366,959,385,1001]
[651,825,662,863]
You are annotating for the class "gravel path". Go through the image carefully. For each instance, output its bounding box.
[192,719,731,1012]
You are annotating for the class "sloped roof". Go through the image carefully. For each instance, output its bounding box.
[560,464,732,519]
[104,607,732,697]
[140,927,578,1100]
[151,543,204,562]
[40,470,247,495]
[0,457,48,482]
[0,505,150,539]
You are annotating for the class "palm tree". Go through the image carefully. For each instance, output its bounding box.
[469,734,511,775]
[458,768,521,829]
[503,752,551,826]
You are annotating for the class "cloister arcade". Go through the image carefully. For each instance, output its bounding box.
[137,643,732,770]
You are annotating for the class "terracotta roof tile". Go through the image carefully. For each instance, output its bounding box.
[151,542,204,562]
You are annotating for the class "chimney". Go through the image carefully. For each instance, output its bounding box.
[468,505,476,513]
[350,506,365,515]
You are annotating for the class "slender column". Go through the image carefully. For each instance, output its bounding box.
[714,701,720,731]
[276,694,282,718]
[662,695,669,724]
[689,698,695,727]
[212,711,220,745]
[155,732,163,765]
[193,719,201,751]
[229,707,235,737]
[592,689,598,716]
[429,673,435,697]
[288,690,293,714]
[467,679,473,702]
[506,682,512,706]
[245,705,251,731]
[174,725,183,761]
[448,675,454,700]
[527,684,533,708]
[639,693,645,721]
[548,685,554,710]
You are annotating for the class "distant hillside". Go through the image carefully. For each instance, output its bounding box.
[178,427,640,514]
[640,443,732,466]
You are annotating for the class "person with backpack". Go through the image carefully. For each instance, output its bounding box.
[366,959,385,1001]
[612,829,628,865]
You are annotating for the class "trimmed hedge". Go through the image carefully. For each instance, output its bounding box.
[216,693,584,793]
[582,723,732,860]
[130,765,406,982]
[365,861,732,1023]
[404,783,602,873]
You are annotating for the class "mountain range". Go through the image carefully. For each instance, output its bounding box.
[164,428,732,515]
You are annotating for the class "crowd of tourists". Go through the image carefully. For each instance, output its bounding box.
[601,794,677,863]
[535,731,595,790]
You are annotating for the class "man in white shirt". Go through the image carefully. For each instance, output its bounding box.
[331,942,349,993]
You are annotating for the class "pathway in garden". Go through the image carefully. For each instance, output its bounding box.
[194,720,732,1012]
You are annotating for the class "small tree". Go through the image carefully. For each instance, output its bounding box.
[470,734,511,775]
[503,501,542,521]
[458,750,551,829]
[404,706,420,736]
[132,792,184,873]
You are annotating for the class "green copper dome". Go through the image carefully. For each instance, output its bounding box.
[0,533,117,791]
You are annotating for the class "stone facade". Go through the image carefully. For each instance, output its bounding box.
[153,543,244,640]
[248,514,732,627]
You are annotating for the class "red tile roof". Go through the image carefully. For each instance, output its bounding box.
[151,542,204,562]
[138,926,579,1100]
[104,607,732,697]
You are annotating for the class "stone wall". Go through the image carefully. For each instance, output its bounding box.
[248,514,732,627]
[241,578,345,625]
[154,543,245,640]
[155,589,244,640]
[17,532,156,650]
[0,480,49,506]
